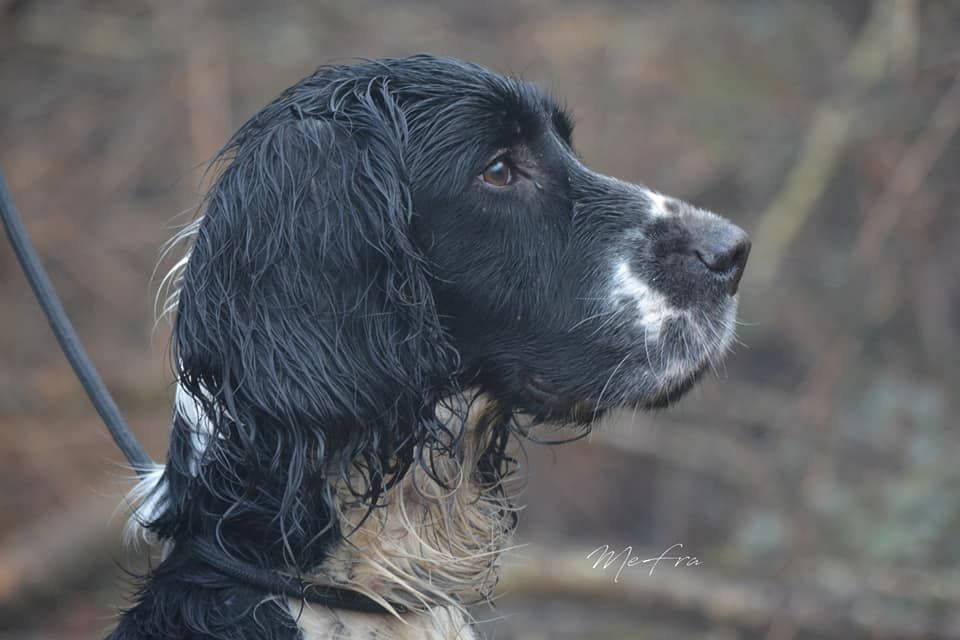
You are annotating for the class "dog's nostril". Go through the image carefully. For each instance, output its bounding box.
[693,229,751,295]
[695,240,748,273]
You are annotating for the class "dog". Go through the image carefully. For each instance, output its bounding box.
[114,54,749,640]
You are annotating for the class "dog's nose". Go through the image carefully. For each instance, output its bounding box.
[689,219,751,295]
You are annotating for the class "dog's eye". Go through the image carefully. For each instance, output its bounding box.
[480,158,513,187]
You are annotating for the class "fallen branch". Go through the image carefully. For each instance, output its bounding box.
[497,546,960,639]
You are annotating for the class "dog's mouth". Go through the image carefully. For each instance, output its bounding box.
[521,376,598,423]
[520,377,685,424]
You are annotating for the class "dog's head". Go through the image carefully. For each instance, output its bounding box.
[399,60,749,419]
[165,55,747,567]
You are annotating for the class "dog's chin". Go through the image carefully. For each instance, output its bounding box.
[519,326,732,424]
[636,364,706,410]
[509,300,737,424]
[519,362,705,426]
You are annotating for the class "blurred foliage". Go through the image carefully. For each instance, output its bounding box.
[1,0,959,638]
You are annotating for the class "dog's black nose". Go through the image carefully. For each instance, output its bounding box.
[690,219,751,295]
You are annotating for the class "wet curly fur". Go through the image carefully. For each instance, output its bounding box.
[112,55,747,639]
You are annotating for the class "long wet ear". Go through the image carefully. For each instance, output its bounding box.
[167,74,459,568]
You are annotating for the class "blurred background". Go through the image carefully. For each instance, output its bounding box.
[1,1,958,638]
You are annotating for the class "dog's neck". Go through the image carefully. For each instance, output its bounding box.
[126,387,514,635]
[300,392,514,619]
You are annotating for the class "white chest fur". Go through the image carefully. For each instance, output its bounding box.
[291,600,479,640]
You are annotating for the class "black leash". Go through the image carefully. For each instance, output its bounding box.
[0,168,403,616]
[0,170,153,472]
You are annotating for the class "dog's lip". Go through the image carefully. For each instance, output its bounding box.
[523,376,562,404]
[522,376,579,415]
[522,376,598,422]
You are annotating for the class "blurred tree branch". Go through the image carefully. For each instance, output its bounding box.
[745,0,909,291]
[853,72,960,265]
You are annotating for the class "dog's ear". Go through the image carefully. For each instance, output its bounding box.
[170,75,458,565]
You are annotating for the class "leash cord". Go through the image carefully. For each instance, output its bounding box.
[0,168,154,474]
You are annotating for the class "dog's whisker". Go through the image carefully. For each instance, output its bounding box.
[565,308,618,332]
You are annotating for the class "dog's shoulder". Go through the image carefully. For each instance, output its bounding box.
[107,552,300,640]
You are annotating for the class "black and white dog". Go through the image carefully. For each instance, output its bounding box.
[115,55,749,639]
